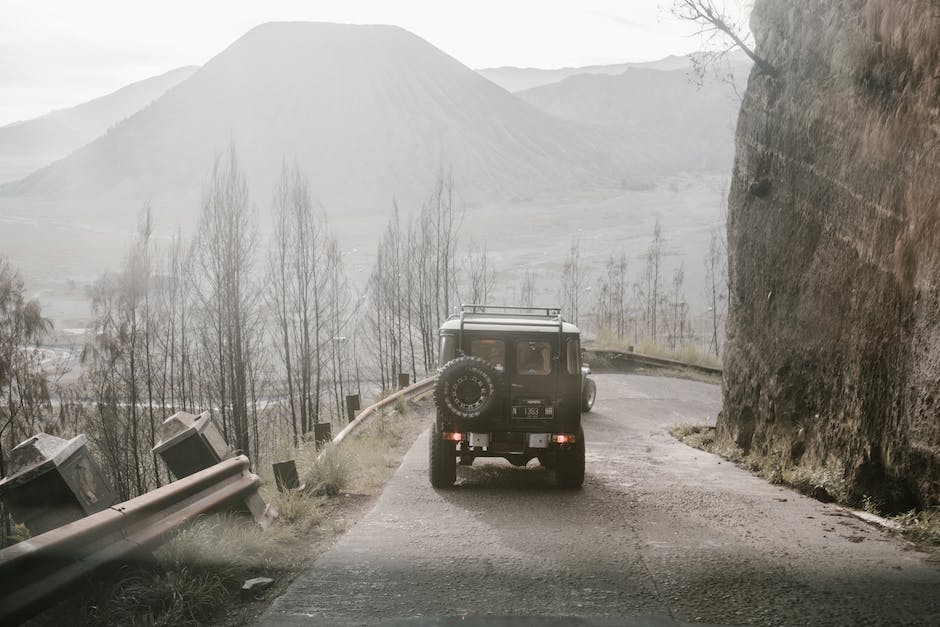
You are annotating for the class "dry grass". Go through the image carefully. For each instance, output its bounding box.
[891,508,940,548]
[590,331,723,370]
[634,341,722,369]
[669,423,849,503]
[299,442,352,497]
[60,513,304,626]
[670,423,717,451]
[340,406,417,494]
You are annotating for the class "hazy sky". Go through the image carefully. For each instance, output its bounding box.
[0,0,750,126]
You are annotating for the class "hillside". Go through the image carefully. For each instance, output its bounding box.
[0,66,197,184]
[476,55,693,92]
[518,61,751,175]
[0,22,642,224]
[720,0,940,508]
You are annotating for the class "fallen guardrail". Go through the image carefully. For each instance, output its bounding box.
[583,348,723,377]
[0,455,260,625]
[333,376,436,445]
[0,376,443,623]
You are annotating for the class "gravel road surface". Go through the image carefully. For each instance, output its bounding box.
[261,373,940,626]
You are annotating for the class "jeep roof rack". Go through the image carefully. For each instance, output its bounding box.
[454,304,565,360]
[460,304,562,317]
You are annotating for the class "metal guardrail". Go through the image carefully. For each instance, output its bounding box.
[333,350,720,451]
[333,377,436,445]
[583,348,723,376]
[0,455,259,625]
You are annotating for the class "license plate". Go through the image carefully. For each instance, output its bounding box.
[512,405,553,418]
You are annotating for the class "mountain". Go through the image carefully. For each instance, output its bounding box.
[0,66,198,184]
[476,55,694,93]
[1,22,642,224]
[517,60,752,175]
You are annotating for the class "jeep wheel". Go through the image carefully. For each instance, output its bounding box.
[429,425,456,488]
[556,427,585,489]
[581,378,597,413]
[434,355,504,421]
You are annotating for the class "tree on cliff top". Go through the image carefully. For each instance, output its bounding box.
[674,0,775,78]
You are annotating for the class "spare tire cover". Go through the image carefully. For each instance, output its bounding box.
[434,355,503,421]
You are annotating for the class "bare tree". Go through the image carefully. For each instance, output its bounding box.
[464,239,496,306]
[192,145,261,459]
[83,272,134,499]
[669,264,688,351]
[408,168,463,373]
[559,239,582,326]
[519,271,536,308]
[643,220,664,341]
[0,258,53,479]
[704,225,727,356]
[363,168,464,383]
[594,251,628,341]
[673,1,775,78]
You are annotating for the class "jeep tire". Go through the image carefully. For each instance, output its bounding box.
[581,378,596,413]
[555,427,585,489]
[434,355,504,422]
[429,424,457,488]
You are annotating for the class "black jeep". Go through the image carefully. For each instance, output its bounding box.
[429,305,596,489]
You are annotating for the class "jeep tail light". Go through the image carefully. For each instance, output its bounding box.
[443,432,463,441]
[554,434,576,444]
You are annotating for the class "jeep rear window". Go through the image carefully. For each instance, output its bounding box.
[471,339,505,370]
[516,341,551,375]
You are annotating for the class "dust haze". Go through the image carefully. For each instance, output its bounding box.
[0,21,745,334]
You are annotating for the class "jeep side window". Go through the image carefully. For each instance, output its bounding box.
[470,339,505,371]
[516,341,551,375]
[439,335,456,368]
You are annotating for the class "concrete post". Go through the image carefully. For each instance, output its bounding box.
[153,411,275,527]
[0,433,115,536]
[152,411,231,480]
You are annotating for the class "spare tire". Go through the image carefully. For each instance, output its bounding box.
[434,356,504,421]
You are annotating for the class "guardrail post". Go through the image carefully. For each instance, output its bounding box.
[345,394,360,422]
[0,433,115,536]
[272,460,300,492]
[313,422,332,449]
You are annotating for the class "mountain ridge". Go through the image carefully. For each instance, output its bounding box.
[1,21,635,225]
[0,66,198,184]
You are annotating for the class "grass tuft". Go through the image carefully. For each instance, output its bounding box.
[669,423,716,451]
[270,489,325,531]
[300,443,352,497]
[891,508,940,547]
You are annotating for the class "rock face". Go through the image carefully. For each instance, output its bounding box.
[719,0,940,508]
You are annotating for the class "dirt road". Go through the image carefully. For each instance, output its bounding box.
[260,373,940,626]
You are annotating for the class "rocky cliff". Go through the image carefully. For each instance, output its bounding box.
[719,0,940,509]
